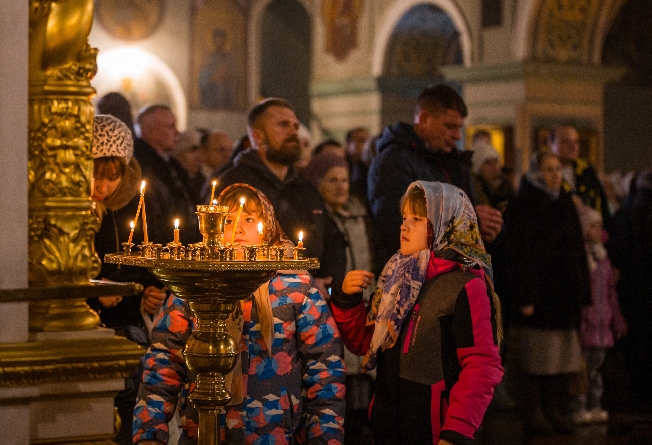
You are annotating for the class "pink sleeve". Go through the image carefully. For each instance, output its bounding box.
[442,278,504,439]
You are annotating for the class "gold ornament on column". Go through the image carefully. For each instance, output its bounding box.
[28,0,101,331]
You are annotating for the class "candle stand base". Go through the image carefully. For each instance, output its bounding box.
[105,253,318,445]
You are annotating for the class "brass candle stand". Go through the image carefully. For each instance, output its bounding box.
[105,204,318,445]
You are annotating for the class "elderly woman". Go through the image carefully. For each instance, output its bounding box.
[304,151,375,442]
[304,151,374,296]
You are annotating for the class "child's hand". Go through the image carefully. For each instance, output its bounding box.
[342,270,374,295]
[142,285,167,315]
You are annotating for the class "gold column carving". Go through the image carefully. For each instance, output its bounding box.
[28,0,101,331]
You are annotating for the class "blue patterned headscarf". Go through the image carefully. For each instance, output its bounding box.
[363,181,493,370]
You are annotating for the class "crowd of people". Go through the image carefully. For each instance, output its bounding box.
[87,86,650,445]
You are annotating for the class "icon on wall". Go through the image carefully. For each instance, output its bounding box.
[322,0,363,61]
[190,0,247,112]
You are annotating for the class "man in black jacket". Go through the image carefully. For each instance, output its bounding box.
[548,124,611,225]
[134,105,202,246]
[368,84,503,272]
[217,98,325,264]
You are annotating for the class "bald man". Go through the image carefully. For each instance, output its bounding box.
[134,105,202,245]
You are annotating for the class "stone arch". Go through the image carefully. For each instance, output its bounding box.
[371,0,472,78]
[512,0,627,65]
[592,0,630,64]
[511,0,540,61]
[93,47,188,129]
[519,0,627,65]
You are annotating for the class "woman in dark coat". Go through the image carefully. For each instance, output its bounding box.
[88,114,164,445]
[504,152,590,434]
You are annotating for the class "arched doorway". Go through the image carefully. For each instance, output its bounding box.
[378,2,464,128]
[93,47,188,129]
[383,3,462,79]
[260,0,312,125]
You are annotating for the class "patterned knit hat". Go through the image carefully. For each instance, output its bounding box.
[92,114,134,163]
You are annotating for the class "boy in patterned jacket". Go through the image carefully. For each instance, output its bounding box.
[133,184,346,445]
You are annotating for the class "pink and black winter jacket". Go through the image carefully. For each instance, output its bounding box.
[331,256,503,445]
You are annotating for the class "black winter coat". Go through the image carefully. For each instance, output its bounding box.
[90,196,161,329]
[504,178,591,330]
[133,138,202,245]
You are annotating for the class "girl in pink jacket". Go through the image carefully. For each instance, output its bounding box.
[330,181,503,445]
[575,205,627,424]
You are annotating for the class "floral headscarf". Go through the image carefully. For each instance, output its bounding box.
[363,181,494,370]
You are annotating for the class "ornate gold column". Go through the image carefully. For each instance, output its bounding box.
[28,0,101,331]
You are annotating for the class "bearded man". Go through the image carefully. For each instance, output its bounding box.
[217,98,325,262]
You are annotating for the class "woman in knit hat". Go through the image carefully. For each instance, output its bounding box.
[90,114,165,445]
[303,150,376,443]
[92,114,140,210]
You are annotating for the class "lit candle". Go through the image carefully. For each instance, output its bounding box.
[133,180,146,226]
[298,231,304,248]
[230,197,245,244]
[173,218,180,244]
[142,199,149,244]
[209,180,217,204]
[258,222,264,245]
[127,220,135,244]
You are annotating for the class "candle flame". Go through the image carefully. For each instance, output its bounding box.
[140,181,146,194]
[212,180,217,187]
[299,231,303,241]
[130,221,135,229]
[212,199,217,205]
[174,218,179,229]
[240,197,245,205]
[258,222,263,234]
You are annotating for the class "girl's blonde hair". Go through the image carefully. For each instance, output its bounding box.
[400,186,434,248]
[400,185,427,217]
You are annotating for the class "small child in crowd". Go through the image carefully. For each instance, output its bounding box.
[574,204,627,424]
[133,183,346,445]
[330,180,503,445]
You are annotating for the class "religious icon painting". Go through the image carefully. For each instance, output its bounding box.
[190,0,248,111]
